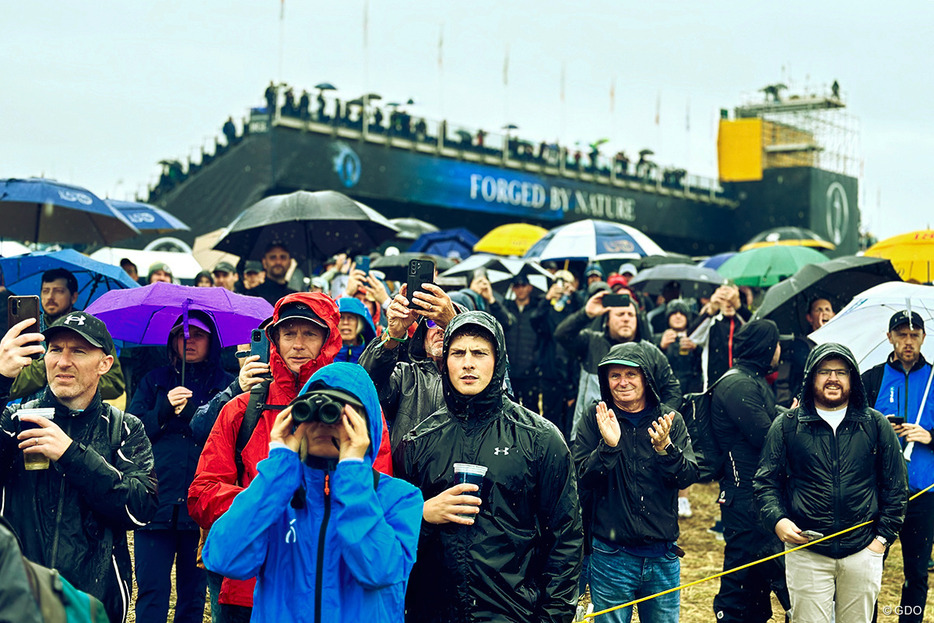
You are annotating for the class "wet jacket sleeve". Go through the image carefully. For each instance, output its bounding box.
[190,379,241,446]
[10,356,125,400]
[645,343,681,406]
[55,410,158,530]
[533,432,583,622]
[554,309,595,361]
[187,396,249,529]
[754,415,790,532]
[874,411,908,542]
[202,447,301,579]
[0,527,43,623]
[128,371,174,442]
[655,413,698,489]
[358,338,402,424]
[331,460,423,588]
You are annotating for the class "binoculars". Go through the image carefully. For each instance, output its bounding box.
[291,388,365,425]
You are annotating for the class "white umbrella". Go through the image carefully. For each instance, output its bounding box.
[809,281,934,372]
[522,219,665,262]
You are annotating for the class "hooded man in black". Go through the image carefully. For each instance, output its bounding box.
[710,319,789,622]
[395,311,582,623]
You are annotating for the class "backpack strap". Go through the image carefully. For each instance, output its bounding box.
[234,379,284,485]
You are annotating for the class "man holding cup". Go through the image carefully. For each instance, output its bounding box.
[395,311,583,622]
[0,312,159,623]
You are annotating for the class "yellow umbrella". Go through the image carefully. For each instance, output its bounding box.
[865,230,934,283]
[473,223,549,256]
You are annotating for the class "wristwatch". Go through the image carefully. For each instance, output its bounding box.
[656,442,675,456]
[875,535,888,547]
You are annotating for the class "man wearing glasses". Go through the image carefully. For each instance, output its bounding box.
[755,342,907,623]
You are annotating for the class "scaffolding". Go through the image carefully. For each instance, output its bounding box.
[733,82,860,178]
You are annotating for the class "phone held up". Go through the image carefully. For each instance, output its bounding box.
[406,259,435,303]
[250,328,270,365]
[354,255,371,275]
[602,293,632,308]
[8,296,42,359]
[886,415,906,426]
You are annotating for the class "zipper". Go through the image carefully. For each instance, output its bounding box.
[830,422,841,558]
[314,472,331,623]
[49,478,66,567]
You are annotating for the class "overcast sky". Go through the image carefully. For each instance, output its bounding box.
[4,1,930,242]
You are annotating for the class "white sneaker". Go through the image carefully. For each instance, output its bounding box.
[678,497,693,518]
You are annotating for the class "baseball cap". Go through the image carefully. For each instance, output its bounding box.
[148,262,173,277]
[584,263,604,278]
[618,263,639,276]
[213,261,236,274]
[43,312,115,356]
[511,274,531,286]
[169,316,212,336]
[607,275,628,290]
[889,310,925,333]
[270,301,328,332]
[243,261,263,274]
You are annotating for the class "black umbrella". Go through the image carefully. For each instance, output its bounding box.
[389,217,439,241]
[753,256,903,335]
[370,252,454,281]
[212,190,399,262]
[628,263,726,299]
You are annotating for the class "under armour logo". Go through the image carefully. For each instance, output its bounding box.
[494,447,510,456]
[64,315,86,326]
[285,519,297,544]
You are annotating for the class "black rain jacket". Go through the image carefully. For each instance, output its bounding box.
[573,341,698,547]
[395,311,583,623]
[754,342,908,559]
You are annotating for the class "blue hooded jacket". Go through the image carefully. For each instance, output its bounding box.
[334,297,377,365]
[202,362,423,623]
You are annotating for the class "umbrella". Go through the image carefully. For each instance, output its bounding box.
[192,228,239,272]
[370,252,454,282]
[634,253,693,270]
[0,249,139,310]
[740,226,836,252]
[388,217,438,241]
[440,255,553,293]
[717,246,828,287]
[865,230,934,283]
[213,190,399,262]
[697,252,736,270]
[753,256,903,336]
[409,228,479,260]
[473,223,549,257]
[0,178,139,245]
[105,199,190,233]
[314,83,337,91]
[628,264,726,299]
[810,282,934,372]
[523,219,665,262]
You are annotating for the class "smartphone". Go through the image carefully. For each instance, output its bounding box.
[886,415,906,426]
[603,293,632,308]
[800,530,824,540]
[8,296,42,359]
[406,259,435,303]
[250,328,270,365]
[355,255,371,275]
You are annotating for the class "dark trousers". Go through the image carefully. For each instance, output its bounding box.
[511,377,540,413]
[134,528,206,623]
[206,569,252,623]
[541,379,572,440]
[713,489,789,622]
[898,491,934,622]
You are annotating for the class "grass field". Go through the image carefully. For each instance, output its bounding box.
[129,481,931,622]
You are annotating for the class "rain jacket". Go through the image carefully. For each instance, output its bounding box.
[711,319,781,494]
[863,354,934,494]
[203,363,423,623]
[573,342,698,548]
[555,306,681,440]
[0,381,158,623]
[0,519,43,623]
[188,292,394,608]
[359,318,445,451]
[754,342,908,559]
[128,312,233,530]
[395,311,583,623]
[334,297,377,365]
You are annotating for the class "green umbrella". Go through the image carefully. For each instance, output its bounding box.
[717,246,828,287]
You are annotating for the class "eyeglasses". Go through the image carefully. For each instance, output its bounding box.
[816,368,850,378]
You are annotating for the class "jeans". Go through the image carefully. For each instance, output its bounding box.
[589,537,680,623]
[134,529,206,623]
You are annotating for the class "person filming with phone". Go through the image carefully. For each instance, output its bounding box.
[0,311,158,623]
[861,310,934,622]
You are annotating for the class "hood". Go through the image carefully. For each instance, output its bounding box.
[666,299,692,319]
[597,342,662,409]
[165,309,223,370]
[337,296,377,343]
[440,311,508,418]
[587,280,610,297]
[733,319,779,375]
[266,292,342,395]
[800,342,868,412]
[298,362,382,465]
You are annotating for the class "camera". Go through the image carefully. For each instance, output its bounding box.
[291,388,365,425]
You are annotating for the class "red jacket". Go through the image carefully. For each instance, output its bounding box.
[187,292,393,607]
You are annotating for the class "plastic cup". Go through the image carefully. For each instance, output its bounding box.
[18,408,55,471]
[453,463,487,520]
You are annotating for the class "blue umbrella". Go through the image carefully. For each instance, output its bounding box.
[0,178,139,244]
[0,249,140,311]
[523,219,665,262]
[409,228,479,260]
[698,252,736,270]
[105,199,190,233]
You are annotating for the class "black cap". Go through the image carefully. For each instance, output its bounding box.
[213,261,236,274]
[43,312,115,356]
[243,261,263,274]
[511,274,530,286]
[270,302,328,332]
[889,310,925,333]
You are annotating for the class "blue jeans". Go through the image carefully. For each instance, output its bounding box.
[589,537,680,623]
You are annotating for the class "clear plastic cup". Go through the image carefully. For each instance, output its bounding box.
[18,408,55,471]
[453,463,487,520]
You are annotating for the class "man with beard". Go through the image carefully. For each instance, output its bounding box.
[245,243,296,306]
[710,320,789,622]
[755,343,907,623]
[359,283,457,451]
